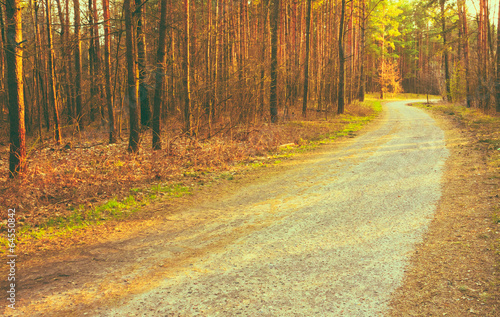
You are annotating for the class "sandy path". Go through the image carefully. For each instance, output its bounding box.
[10,100,449,316]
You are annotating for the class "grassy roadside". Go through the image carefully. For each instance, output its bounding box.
[0,99,385,255]
[389,101,500,316]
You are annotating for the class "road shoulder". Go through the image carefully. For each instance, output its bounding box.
[388,104,500,316]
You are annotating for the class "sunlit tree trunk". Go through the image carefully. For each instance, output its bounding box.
[124,0,140,152]
[102,0,116,143]
[5,0,26,177]
[152,0,168,150]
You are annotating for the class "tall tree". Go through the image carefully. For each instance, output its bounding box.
[497,0,500,112]
[440,0,451,101]
[5,0,26,177]
[55,0,73,125]
[302,0,312,117]
[88,0,98,122]
[152,0,168,150]
[0,2,6,123]
[135,0,151,126]
[124,0,140,152]
[73,0,83,130]
[358,0,366,102]
[45,0,62,143]
[102,0,116,143]
[269,0,279,123]
[458,0,471,107]
[259,0,269,119]
[30,0,44,138]
[183,0,193,134]
[338,0,346,114]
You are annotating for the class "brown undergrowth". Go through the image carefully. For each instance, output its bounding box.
[0,101,379,256]
[388,102,500,316]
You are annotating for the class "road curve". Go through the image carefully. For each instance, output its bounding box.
[102,100,449,316]
[15,100,450,316]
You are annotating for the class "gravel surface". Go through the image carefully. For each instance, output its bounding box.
[10,100,449,317]
[95,100,449,316]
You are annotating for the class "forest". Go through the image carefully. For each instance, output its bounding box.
[1,0,499,177]
[2,0,500,313]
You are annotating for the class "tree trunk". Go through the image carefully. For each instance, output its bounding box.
[259,0,269,120]
[5,0,26,177]
[135,0,151,127]
[30,0,44,138]
[92,0,103,121]
[124,0,140,152]
[45,0,62,143]
[64,0,75,122]
[338,0,346,114]
[461,0,471,107]
[55,0,73,125]
[0,2,6,123]
[269,0,279,123]
[152,0,168,150]
[302,0,311,117]
[497,0,500,112]
[88,0,97,122]
[183,0,193,134]
[73,0,83,130]
[358,0,366,102]
[440,0,451,101]
[102,0,116,143]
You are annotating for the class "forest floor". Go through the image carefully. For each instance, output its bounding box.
[388,102,500,316]
[0,99,381,256]
[2,98,450,316]
[2,95,499,316]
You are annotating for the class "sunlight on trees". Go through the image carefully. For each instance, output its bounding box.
[1,0,500,176]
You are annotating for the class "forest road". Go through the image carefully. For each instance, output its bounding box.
[12,100,449,316]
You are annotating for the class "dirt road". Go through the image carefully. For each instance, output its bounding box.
[8,100,449,316]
